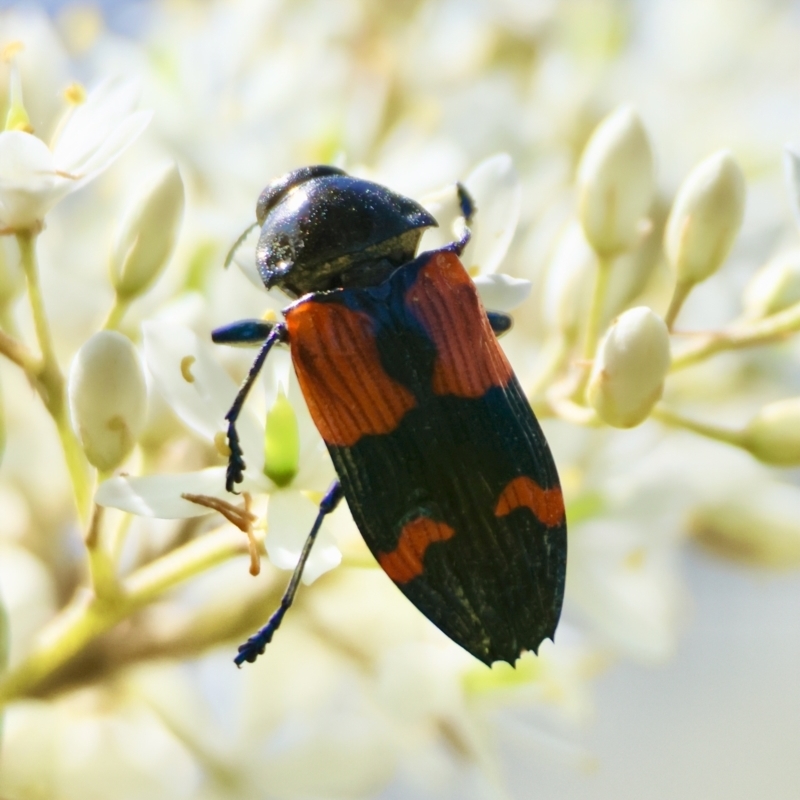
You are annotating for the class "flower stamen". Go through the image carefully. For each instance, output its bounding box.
[181,492,261,575]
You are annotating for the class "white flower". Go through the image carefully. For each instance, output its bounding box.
[420,154,531,311]
[0,78,151,231]
[96,322,341,584]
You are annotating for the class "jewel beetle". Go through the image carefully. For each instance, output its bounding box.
[214,165,567,667]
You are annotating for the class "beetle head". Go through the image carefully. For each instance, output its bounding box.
[254,166,437,298]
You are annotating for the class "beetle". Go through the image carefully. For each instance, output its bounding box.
[214,165,567,667]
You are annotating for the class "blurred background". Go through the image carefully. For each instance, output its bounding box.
[0,0,798,798]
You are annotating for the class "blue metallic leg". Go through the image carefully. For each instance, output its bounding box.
[235,481,344,666]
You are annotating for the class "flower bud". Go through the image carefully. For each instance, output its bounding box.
[263,388,300,487]
[690,484,800,568]
[587,307,670,428]
[577,105,655,257]
[664,150,745,286]
[68,331,147,471]
[543,220,595,338]
[110,162,184,300]
[742,250,800,320]
[742,398,800,466]
[784,147,800,229]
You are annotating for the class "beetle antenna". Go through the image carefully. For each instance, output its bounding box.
[453,182,476,255]
[224,221,259,269]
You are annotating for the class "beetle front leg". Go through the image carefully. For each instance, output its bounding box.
[221,323,288,492]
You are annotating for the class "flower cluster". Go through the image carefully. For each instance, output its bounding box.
[0,1,798,798]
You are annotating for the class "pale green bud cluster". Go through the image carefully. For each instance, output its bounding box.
[110,162,185,300]
[68,331,148,471]
[587,307,671,428]
[664,150,746,288]
[742,251,800,319]
[691,487,800,568]
[577,105,655,258]
[743,398,800,466]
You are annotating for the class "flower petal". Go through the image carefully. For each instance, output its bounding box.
[462,153,521,276]
[143,322,265,473]
[267,490,341,584]
[0,131,60,228]
[96,468,229,518]
[53,79,152,181]
[473,273,531,311]
[417,155,520,277]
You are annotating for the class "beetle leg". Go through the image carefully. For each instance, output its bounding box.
[224,323,288,492]
[234,480,344,666]
[487,311,513,337]
[451,182,476,255]
[212,319,277,347]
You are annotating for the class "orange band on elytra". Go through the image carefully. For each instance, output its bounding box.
[494,476,565,527]
[378,516,455,584]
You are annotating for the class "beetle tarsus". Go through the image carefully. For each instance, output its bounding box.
[225,421,246,492]
[451,182,476,255]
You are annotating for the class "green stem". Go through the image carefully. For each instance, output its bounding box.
[85,504,122,601]
[671,306,800,372]
[0,527,249,707]
[582,253,614,361]
[526,335,570,401]
[571,253,614,404]
[651,405,746,448]
[0,328,38,372]
[664,279,693,331]
[17,231,91,519]
[103,294,130,331]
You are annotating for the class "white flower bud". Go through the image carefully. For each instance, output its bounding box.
[664,150,745,285]
[691,483,800,568]
[587,307,670,428]
[110,162,184,300]
[542,220,595,338]
[742,398,800,466]
[784,147,800,229]
[742,251,800,320]
[577,106,655,257]
[68,331,147,471]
